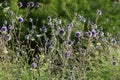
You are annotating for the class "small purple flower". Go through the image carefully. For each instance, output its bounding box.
[86,31,92,37]
[111,38,116,44]
[59,29,65,35]
[112,61,117,66]
[31,62,37,69]
[45,42,51,48]
[27,2,30,7]
[68,40,73,46]
[30,2,34,7]
[17,2,23,8]
[75,31,81,37]
[27,2,34,7]
[41,25,47,32]
[1,25,7,33]
[47,16,52,22]
[18,17,24,22]
[91,29,96,37]
[5,34,11,41]
[64,51,71,59]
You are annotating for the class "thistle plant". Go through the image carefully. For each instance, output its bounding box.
[0,1,120,80]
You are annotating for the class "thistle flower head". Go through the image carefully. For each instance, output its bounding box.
[112,61,118,66]
[1,25,7,33]
[86,31,92,37]
[18,17,24,22]
[59,29,65,35]
[27,2,34,7]
[97,9,102,15]
[41,25,47,32]
[91,29,96,37]
[68,40,73,46]
[64,51,71,59]
[30,2,34,7]
[111,38,117,44]
[75,31,81,37]
[17,2,23,8]
[31,62,37,69]
[5,34,11,41]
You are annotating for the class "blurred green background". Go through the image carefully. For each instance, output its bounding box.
[0,0,120,34]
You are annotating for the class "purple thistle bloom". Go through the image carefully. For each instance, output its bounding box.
[31,62,37,69]
[91,29,96,37]
[86,31,92,37]
[27,2,34,7]
[64,51,71,59]
[97,9,102,15]
[111,38,116,44]
[30,2,34,7]
[1,25,7,33]
[112,61,117,66]
[41,25,47,32]
[59,29,65,35]
[5,34,11,41]
[27,2,30,7]
[17,2,23,8]
[75,31,81,37]
[18,17,24,22]
[68,40,73,46]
